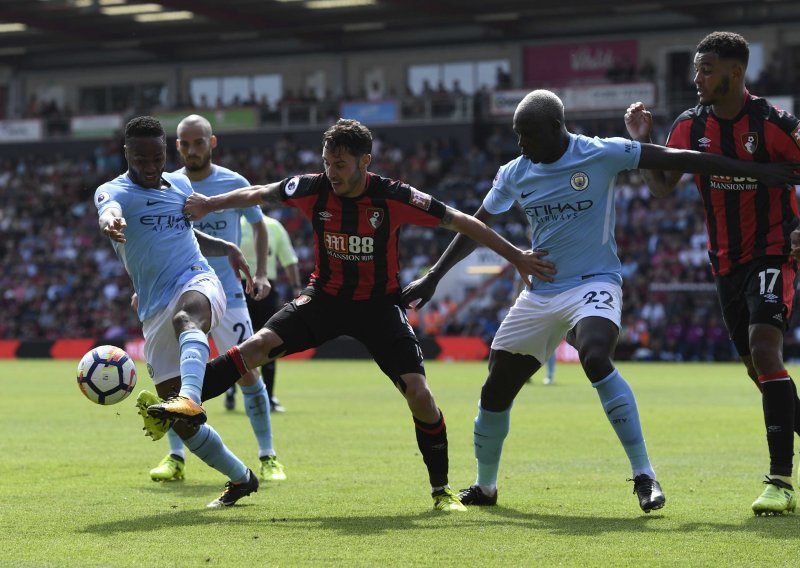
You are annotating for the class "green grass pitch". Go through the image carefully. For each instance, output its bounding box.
[1,359,799,567]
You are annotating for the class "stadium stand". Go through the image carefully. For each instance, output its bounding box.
[2,1,800,362]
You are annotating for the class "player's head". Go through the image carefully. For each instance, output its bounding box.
[693,31,749,105]
[321,118,373,198]
[512,89,568,164]
[176,114,216,174]
[124,116,166,189]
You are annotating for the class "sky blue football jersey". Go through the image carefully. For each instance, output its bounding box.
[174,165,262,309]
[484,134,641,294]
[94,171,212,321]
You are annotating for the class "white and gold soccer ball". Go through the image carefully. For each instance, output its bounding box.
[76,345,137,405]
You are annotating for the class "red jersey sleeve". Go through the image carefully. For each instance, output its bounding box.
[384,181,447,227]
[766,106,800,161]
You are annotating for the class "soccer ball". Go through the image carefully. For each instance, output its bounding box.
[77,345,137,405]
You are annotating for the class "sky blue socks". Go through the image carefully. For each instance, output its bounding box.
[593,369,655,478]
[178,329,210,404]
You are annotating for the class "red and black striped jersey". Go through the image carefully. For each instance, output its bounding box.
[279,172,447,300]
[666,92,800,275]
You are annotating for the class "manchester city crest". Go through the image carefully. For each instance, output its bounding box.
[570,172,589,191]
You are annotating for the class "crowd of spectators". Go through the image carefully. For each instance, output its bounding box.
[3,128,800,362]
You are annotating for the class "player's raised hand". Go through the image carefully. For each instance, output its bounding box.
[624,102,653,141]
[102,216,127,243]
[401,274,439,310]
[227,244,254,295]
[513,249,556,288]
[752,161,800,189]
[790,227,800,261]
[252,274,272,301]
[184,192,212,221]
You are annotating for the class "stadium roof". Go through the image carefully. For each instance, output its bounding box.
[3,0,800,71]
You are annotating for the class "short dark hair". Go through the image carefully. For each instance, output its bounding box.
[125,116,165,142]
[322,119,372,156]
[696,31,749,66]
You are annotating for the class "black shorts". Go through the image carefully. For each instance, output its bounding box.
[243,279,281,331]
[714,257,797,356]
[265,289,425,380]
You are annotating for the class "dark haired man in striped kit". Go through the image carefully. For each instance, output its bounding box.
[626,31,800,515]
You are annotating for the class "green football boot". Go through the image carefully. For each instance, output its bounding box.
[150,454,185,482]
[432,487,467,511]
[752,477,797,516]
[259,455,287,481]
[136,390,171,441]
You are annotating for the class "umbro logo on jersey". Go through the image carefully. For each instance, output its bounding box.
[698,137,712,149]
[773,313,784,322]
[319,211,333,221]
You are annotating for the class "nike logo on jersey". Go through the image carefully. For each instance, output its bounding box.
[520,191,534,199]
[146,199,159,205]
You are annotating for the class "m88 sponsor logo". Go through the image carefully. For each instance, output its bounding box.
[709,175,759,191]
[324,231,374,261]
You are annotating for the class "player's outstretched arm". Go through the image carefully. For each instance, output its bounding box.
[625,101,800,194]
[639,145,800,188]
[441,206,554,289]
[99,207,127,243]
[184,182,283,220]
[403,205,492,309]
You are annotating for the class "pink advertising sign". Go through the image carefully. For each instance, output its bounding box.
[524,40,639,86]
